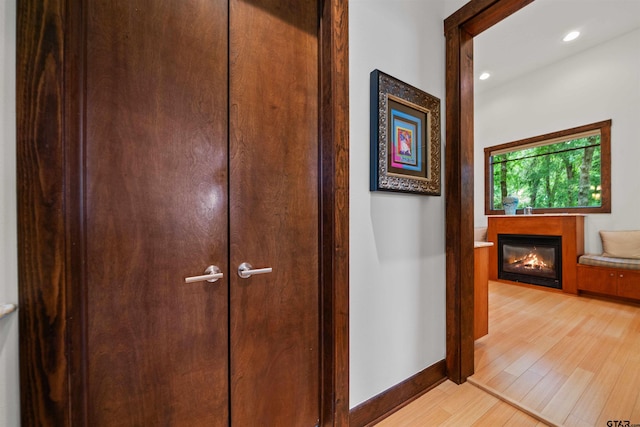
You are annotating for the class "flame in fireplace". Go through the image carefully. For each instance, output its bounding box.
[519,252,548,270]
[500,238,560,284]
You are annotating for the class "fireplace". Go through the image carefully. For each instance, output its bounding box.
[488,215,584,293]
[497,234,562,289]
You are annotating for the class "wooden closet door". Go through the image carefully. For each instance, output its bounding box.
[85,0,320,424]
[229,0,320,424]
[19,0,348,424]
[85,0,229,424]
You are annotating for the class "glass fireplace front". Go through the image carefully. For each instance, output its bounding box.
[497,234,562,289]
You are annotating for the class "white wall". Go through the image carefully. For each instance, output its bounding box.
[475,28,640,254]
[0,0,20,425]
[349,0,466,408]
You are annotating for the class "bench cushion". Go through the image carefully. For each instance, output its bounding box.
[578,254,640,270]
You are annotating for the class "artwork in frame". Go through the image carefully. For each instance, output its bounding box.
[370,69,441,195]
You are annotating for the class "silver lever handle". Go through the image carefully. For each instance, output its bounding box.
[238,262,273,279]
[185,265,223,283]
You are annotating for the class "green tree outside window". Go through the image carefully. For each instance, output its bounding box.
[484,120,611,215]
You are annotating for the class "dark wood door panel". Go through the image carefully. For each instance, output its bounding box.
[85,0,229,424]
[229,0,320,424]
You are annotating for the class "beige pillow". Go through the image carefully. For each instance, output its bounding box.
[600,230,640,259]
[474,227,488,242]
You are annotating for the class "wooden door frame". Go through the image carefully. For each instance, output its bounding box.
[320,0,350,425]
[444,0,534,383]
[16,0,349,425]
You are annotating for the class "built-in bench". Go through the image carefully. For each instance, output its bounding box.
[577,230,640,302]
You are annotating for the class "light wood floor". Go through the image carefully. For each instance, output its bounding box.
[376,281,640,426]
[375,379,547,426]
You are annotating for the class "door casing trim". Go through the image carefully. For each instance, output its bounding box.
[444,0,534,383]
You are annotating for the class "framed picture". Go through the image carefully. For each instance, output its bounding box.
[370,70,441,195]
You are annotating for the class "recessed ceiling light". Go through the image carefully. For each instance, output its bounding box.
[479,72,491,80]
[563,31,580,42]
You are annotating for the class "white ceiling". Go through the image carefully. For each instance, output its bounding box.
[474,0,640,93]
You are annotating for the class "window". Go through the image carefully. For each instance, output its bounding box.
[484,120,611,215]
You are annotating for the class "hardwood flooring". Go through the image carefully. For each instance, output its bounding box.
[375,380,547,426]
[376,281,640,426]
[473,281,640,426]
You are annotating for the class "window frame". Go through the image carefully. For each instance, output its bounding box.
[484,120,612,215]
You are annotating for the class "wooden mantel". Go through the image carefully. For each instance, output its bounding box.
[487,214,585,294]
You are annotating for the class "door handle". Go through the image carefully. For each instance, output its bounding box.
[237,262,273,279]
[184,265,223,283]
